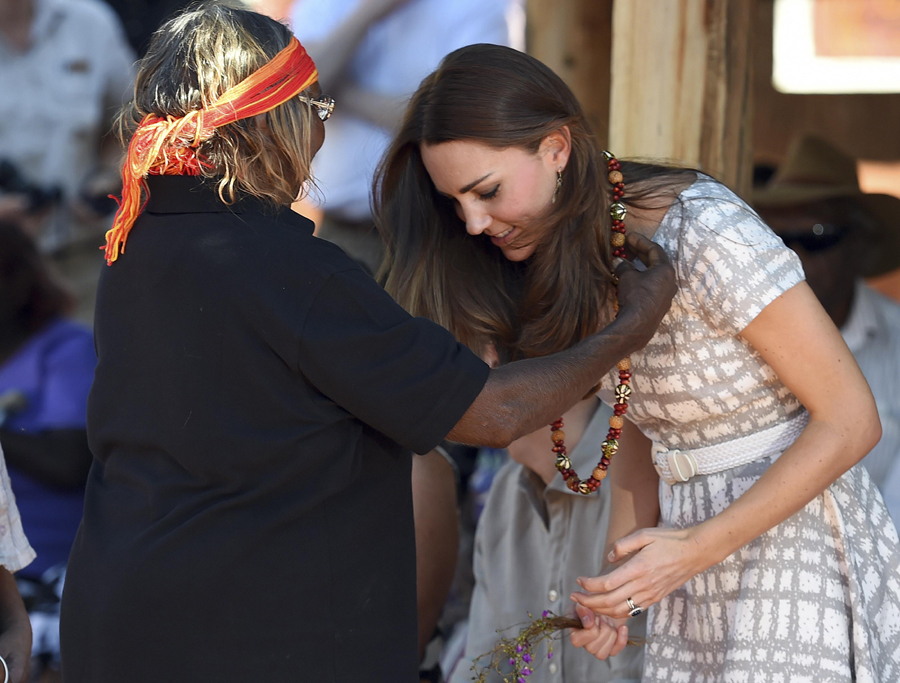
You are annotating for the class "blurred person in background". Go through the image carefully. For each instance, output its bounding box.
[0,0,135,324]
[0,223,95,683]
[754,136,900,526]
[291,0,523,275]
[446,397,646,683]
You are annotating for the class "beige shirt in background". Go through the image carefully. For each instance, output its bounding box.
[448,403,645,683]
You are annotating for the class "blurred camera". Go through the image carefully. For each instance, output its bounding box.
[0,159,63,214]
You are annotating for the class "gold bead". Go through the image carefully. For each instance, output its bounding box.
[617,358,631,371]
[613,299,619,312]
[602,439,619,457]
[611,232,626,248]
[556,455,571,470]
[610,202,627,221]
[593,467,608,481]
[551,429,565,445]
[578,481,592,495]
[608,170,623,184]
[609,415,624,429]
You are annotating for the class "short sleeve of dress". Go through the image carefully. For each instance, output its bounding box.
[297,268,490,455]
[677,183,806,336]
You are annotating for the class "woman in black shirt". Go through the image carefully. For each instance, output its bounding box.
[59,6,674,683]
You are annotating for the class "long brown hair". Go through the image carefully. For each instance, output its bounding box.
[375,44,691,361]
[120,3,316,206]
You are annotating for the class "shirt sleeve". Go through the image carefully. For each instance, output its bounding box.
[678,186,806,336]
[297,268,490,454]
[38,330,97,430]
[440,0,515,51]
[291,0,362,43]
[447,517,494,683]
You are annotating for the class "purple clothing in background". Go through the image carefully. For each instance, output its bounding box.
[0,318,96,579]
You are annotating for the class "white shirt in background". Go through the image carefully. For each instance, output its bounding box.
[0,0,135,251]
[291,0,523,221]
[841,282,900,526]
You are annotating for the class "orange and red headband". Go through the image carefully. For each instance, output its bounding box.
[104,37,318,265]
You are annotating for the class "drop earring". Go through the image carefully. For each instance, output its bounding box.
[551,169,563,204]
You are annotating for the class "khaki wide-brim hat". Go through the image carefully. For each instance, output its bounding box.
[753,135,900,277]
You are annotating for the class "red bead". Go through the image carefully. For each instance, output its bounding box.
[600,456,611,466]
[567,478,581,492]
[552,445,563,453]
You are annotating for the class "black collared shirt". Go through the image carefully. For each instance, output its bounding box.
[60,176,489,683]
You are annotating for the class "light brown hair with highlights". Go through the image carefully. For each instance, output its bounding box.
[120,3,316,205]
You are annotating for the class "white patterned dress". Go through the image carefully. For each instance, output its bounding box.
[598,177,900,682]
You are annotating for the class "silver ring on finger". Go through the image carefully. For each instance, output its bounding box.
[0,653,9,683]
[626,597,643,618]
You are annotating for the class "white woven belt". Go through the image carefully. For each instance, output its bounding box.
[652,412,809,485]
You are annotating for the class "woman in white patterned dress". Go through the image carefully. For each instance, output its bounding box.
[375,44,900,681]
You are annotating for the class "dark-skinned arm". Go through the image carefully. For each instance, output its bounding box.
[447,233,675,448]
[0,429,92,490]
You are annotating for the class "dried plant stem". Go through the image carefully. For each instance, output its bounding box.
[470,612,645,683]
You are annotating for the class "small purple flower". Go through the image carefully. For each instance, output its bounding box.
[522,668,532,676]
[523,654,532,664]
[547,651,554,659]
[542,610,550,618]
[518,678,526,683]
[516,645,524,653]
[509,658,516,666]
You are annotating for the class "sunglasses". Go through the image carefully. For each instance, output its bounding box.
[297,93,336,121]
[778,223,848,254]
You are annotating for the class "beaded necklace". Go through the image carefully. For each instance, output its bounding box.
[551,151,632,495]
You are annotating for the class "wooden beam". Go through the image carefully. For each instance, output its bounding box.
[527,0,614,147]
[609,0,755,197]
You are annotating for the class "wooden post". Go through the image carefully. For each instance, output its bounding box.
[609,0,755,197]
[527,0,614,147]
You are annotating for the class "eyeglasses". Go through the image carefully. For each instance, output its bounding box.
[297,93,335,121]
[778,223,848,254]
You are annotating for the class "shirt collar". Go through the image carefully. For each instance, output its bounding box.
[842,282,882,353]
[144,175,281,215]
[517,402,610,508]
